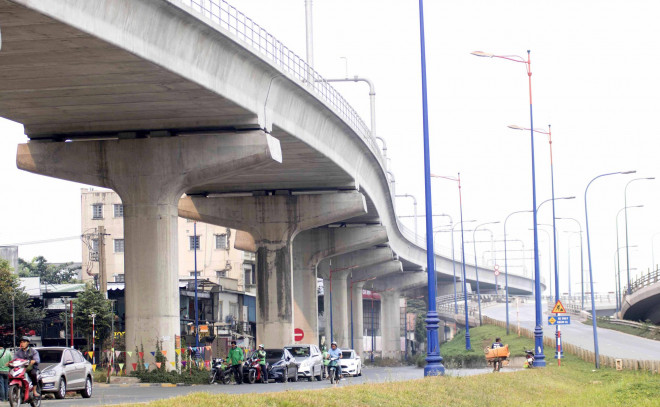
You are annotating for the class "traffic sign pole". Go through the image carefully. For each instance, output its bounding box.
[557,326,562,367]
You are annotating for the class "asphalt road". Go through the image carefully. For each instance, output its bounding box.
[39,366,498,406]
[483,301,660,360]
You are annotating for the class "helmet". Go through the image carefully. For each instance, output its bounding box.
[258,344,264,349]
[19,336,31,343]
[331,341,337,346]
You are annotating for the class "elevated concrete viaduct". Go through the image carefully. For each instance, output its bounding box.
[1,0,536,364]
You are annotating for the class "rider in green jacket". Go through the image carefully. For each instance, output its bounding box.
[227,341,244,385]
[257,344,268,383]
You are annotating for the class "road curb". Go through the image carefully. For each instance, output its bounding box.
[97,383,196,388]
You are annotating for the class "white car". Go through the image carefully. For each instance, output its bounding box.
[340,349,362,377]
[284,344,323,381]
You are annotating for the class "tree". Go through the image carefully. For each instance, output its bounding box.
[18,256,81,284]
[72,284,113,350]
[0,259,45,345]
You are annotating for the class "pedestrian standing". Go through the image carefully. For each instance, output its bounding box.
[0,345,14,402]
[227,341,244,385]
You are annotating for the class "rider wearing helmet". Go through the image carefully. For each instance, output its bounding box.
[14,337,40,398]
[328,341,343,380]
[257,344,268,383]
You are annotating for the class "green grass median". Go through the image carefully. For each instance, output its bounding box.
[115,326,660,407]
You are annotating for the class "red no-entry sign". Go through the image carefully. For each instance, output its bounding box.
[294,328,304,341]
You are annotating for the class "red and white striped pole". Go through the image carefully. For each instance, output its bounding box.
[557,325,562,366]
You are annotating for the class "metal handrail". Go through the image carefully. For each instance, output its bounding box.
[179,0,381,166]
[179,1,530,285]
[626,268,660,295]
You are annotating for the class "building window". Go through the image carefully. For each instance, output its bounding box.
[216,270,227,279]
[189,236,200,250]
[114,204,124,217]
[114,274,125,283]
[215,234,228,249]
[114,239,124,253]
[244,264,255,286]
[189,271,200,278]
[92,204,103,219]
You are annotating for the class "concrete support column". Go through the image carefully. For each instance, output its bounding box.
[380,290,401,359]
[17,131,281,366]
[291,226,387,346]
[350,281,366,355]
[330,270,350,348]
[178,192,367,348]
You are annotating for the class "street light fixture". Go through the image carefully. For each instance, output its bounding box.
[615,205,643,309]
[624,177,655,294]
[396,194,418,243]
[418,0,443,376]
[473,221,500,325]
[473,49,545,366]
[585,170,636,368]
[431,173,468,317]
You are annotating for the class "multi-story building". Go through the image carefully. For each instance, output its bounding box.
[80,188,256,349]
[80,188,253,288]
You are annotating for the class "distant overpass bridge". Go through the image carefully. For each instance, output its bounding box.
[621,269,660,324]
[0,0,535,361]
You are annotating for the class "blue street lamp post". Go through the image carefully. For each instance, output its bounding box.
[473,222,499,325]
[624,177,654,294]
[193,222,199,352]
[418,0,443,376]
[473,49,544,366]
[585,170,635,368]
[504,210,531,335]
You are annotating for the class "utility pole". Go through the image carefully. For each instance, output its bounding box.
[62,296,70,347]
[98,226,108,298]
[70,299,74,347]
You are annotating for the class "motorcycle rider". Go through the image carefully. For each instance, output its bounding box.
[492,338,503,349]
[12,337,40,398]
[328,341,342,380]
[257,344,268,383]
[227,341,244,385]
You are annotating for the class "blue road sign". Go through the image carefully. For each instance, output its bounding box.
[548,315,571,325]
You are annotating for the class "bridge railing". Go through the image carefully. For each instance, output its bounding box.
[179,0,382,166]
[626,268,660,295]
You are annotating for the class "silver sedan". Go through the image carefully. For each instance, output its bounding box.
[37,347,93,399]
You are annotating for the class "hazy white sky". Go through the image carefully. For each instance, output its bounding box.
[1,0,659,295]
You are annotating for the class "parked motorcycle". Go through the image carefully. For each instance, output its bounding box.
[209,359,232,384]
[243,356,265,384]
[524,349,535,368]
[327,357,340,384]
[7,358,42,407]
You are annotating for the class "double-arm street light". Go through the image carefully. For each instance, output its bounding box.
[472,49,544,366]
[504,210,531,334]
[473,221,500,325]
[418,0,443,376]
[624,177,654,294]
[585,170,636,368]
